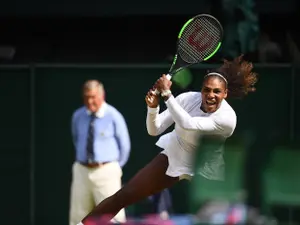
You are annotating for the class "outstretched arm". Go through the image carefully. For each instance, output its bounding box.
[154,74,236,135]
[165,95,235,134]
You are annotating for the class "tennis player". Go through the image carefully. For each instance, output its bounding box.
[78,55,258,225]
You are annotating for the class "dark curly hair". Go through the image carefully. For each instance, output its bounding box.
[206,55,258,98]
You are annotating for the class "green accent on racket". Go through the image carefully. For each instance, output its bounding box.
[178,18,194,38]
[204,42,222,61]
[152,14,224,94]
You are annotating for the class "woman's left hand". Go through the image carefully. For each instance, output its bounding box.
[155,74,172,92]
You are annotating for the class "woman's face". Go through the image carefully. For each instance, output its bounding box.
[201,76,227,113]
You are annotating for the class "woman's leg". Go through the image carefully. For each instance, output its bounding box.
[82,153,179,223]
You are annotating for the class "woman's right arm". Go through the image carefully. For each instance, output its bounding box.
[145,89,174,136]
[146,106,174,136]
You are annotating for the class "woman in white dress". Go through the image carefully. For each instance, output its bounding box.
[79,55,258,224]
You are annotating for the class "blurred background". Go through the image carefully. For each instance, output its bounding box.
[1,0,300,224]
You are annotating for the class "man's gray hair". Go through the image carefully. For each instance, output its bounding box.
[83,80,104,93]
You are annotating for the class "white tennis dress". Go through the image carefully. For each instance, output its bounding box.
[146,92,237,180]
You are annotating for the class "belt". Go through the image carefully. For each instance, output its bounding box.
[79,161,111,168]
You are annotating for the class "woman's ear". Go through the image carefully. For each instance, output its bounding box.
[223,89,228,99]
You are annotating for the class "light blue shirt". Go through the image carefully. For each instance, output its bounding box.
[71,103,131,167]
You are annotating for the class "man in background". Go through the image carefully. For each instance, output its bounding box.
[69,80,131,225]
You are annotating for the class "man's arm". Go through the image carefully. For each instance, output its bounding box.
[71,112,77,146]
[114,111,131,167]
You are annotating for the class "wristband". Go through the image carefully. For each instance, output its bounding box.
[161,90,172,97]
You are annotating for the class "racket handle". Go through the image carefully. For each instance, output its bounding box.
[153,74,172,95]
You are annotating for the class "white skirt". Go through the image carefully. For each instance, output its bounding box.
[156,131,225,181]
[160,150,193,180]
[156,131,194,180]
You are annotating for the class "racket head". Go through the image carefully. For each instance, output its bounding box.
[169,14,223,74]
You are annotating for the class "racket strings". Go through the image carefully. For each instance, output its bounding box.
[178,16,222,63]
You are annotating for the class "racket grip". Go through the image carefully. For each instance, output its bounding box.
[153,74,172,95]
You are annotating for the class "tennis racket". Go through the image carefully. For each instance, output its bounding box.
[153,14,223,94]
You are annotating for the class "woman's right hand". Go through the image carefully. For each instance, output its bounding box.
[145,88,160,108]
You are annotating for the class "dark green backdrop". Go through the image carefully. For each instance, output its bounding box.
[0,64,298,225]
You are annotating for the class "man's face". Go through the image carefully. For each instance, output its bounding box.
[201,76,227,113]
[83,88,105,113]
